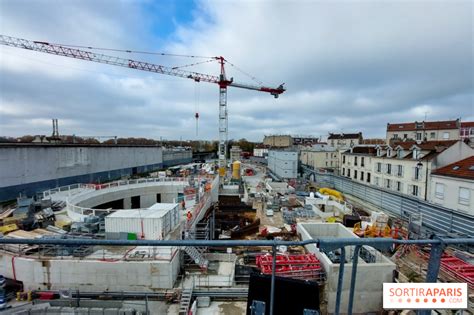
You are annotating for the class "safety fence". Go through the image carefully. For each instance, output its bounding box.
[0,237,472,315]
[301,165,474,237]
[42,177,194,199]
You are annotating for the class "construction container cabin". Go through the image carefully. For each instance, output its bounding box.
[105,203,180,240]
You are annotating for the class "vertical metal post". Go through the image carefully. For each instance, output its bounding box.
[425,241,444,282]
[270,245,277,315]
[335,246,346,315]
[218,84,228,177]
[347,245,361,315]
[417,241,445,315]
[145,293,149,315]
[211,208,215,240]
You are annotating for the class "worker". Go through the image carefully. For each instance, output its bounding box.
[186,211,192,221]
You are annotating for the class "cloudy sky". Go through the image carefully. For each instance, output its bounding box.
[0,0,472,142]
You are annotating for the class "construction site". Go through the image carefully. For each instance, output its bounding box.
[0,33,473,315]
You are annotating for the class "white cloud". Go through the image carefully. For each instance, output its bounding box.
[0,0,472,141]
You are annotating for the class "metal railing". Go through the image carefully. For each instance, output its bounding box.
[42,177,195,199]
[0,237,472,315]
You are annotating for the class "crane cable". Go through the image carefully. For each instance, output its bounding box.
[172,58,216,70]
[46,42,216,59]
[225,60,264,86]
[48,41,267,86]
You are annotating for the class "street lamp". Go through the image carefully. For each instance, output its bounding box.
[416,161,429,200]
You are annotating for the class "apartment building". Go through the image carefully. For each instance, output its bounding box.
[430,156,474,215]
[386,119,461,144]
[328,133,363,150]
[341,140,473,200]
[300,146,339,171]
[460,122,474,144]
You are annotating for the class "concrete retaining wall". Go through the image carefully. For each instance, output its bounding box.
[0,144,163,201]
[0,250,180,291]
[297,222,395,314]
[0,144,196,201]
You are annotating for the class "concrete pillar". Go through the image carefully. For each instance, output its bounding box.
[124,197,131,209]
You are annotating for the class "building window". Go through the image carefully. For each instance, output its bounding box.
[430,132,435,139]
[411,185,419,197]
[354,170,358,179]
[416,133,422,140]
[326,153,328,158]
[459,187,470,206]
[330,161,333,167]
[413,149,419,160]
[375,177,379,186]
[354,156,358,166]
[343,155,346,164]
[387,149,392,157]
[342,168,345,176]
[361,157,365,167]
[376,162,381,173]
[403,133,408,139]
[386,164,392,175]
[393,134,398,139]
[360,171,364,181]
[435,183,445,199]
[443,132,449,140]
[397,165,403,177]
[396,181,403,192]
[367,172,371,183]
[397,149,404,159]
[326,161,328,166]
[414,166,421,180]
[347,169,351,177]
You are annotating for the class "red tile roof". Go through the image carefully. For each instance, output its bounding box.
[461,122,474,128]
[432,156,474,180]
[387,120,459,132]
[392,140,458,151]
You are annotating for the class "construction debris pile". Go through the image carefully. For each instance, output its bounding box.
[282,206,316,224]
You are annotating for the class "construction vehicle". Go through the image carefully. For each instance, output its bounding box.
[0,35,285,177]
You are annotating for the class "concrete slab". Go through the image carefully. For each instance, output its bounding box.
[197,301,246,315]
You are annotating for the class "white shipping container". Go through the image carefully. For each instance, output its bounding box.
[105,203,179,240]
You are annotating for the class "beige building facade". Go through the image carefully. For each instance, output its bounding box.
[300,149,339,170]
[341,141,473,201]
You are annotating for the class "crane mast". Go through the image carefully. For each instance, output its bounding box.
[0,35,285,176]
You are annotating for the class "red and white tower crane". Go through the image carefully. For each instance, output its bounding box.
[0,35,285,176]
